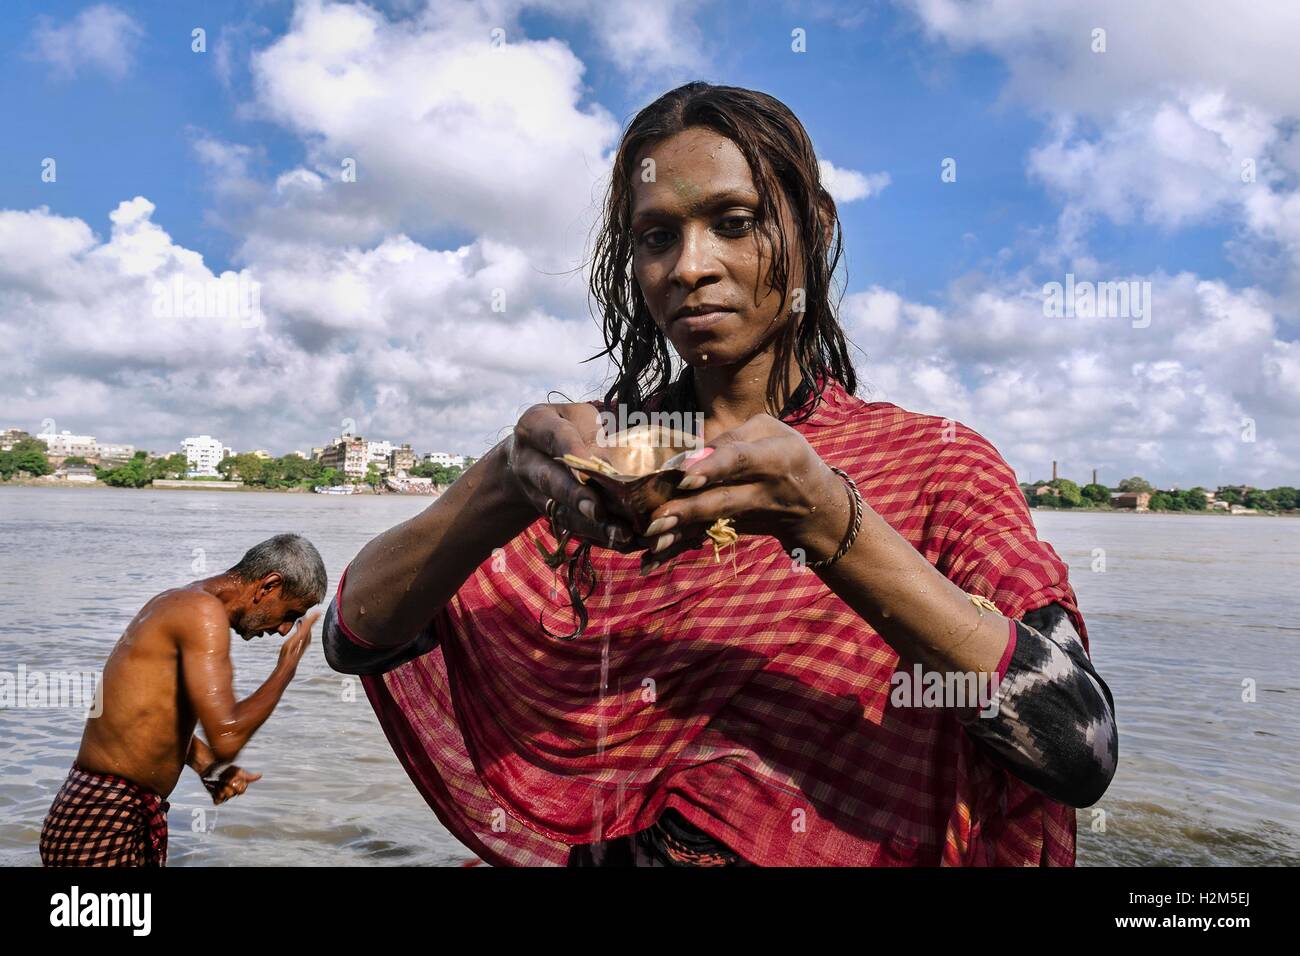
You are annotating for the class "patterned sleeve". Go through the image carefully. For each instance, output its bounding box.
[321,566,441,676]
[931,422,1117,807]
[958,602,1118,807]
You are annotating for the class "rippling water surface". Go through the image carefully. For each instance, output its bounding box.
[1,487,1295,865]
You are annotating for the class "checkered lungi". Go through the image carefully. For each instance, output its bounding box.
[39,763,170,867]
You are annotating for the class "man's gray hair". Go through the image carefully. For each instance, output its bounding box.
[228,534,328,605]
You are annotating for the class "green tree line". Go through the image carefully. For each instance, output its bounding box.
[1020,475,1298,512]
[3,441,471,490]
[0,438,54,480]
[96,451,190,487]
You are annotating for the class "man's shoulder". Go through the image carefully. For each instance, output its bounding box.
[145,588,229,645]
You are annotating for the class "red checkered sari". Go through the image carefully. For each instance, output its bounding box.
[353,379,1087,865]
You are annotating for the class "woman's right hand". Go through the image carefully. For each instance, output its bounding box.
[504,402,647,554]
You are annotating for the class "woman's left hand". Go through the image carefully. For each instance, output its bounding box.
[637,413,847,571]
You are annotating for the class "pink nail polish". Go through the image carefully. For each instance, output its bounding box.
[682,446,715,465]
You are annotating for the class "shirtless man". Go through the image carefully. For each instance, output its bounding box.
[39,533,327,867]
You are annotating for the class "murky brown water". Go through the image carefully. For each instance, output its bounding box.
[1,487,1295,865]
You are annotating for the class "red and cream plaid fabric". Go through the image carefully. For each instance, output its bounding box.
[40,763,170,867]
[354,379,1087,866]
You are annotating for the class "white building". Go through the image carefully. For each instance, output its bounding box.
[2,428,32,450]
[61,463,98,483]
[423,451,466,469]
[37,430,98,458]
[366,440,394,472]
[182,435,231,477]
[96,442,135,462]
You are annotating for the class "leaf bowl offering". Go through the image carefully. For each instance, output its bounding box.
[556,424,705,533]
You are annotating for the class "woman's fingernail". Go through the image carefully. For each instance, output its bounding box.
[644,515,678,536]
[652,532,676,554]
[677,474,706,491]
[578,499,597,521]
[640,560,661,576]
[683,446,715,464]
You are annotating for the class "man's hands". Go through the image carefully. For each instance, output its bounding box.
[637,413,848,571]
[184,611,317,805]
[278,609,320,670]
[201,764,263,805]
[504,403,649,554]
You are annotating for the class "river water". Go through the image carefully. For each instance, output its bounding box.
[1,486,1295,865]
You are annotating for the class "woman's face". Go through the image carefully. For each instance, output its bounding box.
[630,127,804,369]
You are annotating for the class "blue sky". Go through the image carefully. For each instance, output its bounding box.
[0,1,1239,293]
[2,0,1297,488]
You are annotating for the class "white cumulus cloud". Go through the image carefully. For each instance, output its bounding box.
[29,4,144,80]
[818,160,891,203]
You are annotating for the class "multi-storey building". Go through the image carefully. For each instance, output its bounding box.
[182,435,231,477]
[366,440,393,473]
[320,436,369,479]
[96,442,136,463]
[1,428,32,451]
[37,430,98,459]
[423,451,466,469]
[388,444,416,476]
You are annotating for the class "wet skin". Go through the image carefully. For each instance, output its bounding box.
[498,126,825,556]
[74,574,317,800]
[630,125,811,392]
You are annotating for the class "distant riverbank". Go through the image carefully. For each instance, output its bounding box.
[1,478,309,493]
[1029,504,1294,520]
[0,478,448,495]
[3,478,1289,514]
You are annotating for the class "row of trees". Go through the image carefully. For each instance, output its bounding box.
[1217,486,1299,511]
[1,440,470,489]
[97,452,190,487]
[1021,475,1298,512]
[0,438,54,480]
[1143,489,1211,511]
[216,453,466,489]
[0,433,1293,512]
[1018,478,1123,508]
[216,453,344,490]
[408,460,467,484]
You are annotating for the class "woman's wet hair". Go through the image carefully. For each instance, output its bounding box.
[228,533,327,605]
[588,81,858,423]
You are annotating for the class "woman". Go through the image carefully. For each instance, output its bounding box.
[324,82,1117,866]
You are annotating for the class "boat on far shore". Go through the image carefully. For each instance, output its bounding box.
[313,484,363,495]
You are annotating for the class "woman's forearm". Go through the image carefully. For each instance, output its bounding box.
[791,480,1010,676]
[340,439,538,647]
[791,473,1117,804]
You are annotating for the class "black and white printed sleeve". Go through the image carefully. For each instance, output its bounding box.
[960,602,1118,808]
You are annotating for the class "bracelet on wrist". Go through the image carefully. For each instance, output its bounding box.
[806,466,863,570]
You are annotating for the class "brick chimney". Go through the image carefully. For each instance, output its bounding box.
[1052,460,1058,481]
